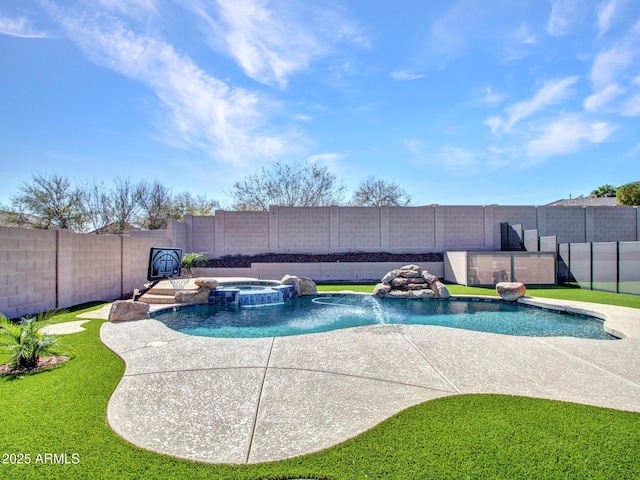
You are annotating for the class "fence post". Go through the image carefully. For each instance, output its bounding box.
[616,241,620,294]
[589,242,593,291]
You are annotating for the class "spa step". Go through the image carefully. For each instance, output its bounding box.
[138,293,176,304]
[146,286,196,296]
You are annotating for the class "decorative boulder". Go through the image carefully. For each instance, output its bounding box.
[373,283,391,296]
[496,282,526,301]
[280,274,298,285]
[298,277,318,296]
[281,274,301,296]
[174,277,218,305]
[280,274,317,296]
[175,288,210,304]
[109,300,150,322]
[374,264,449,299]
[194,278,219,290]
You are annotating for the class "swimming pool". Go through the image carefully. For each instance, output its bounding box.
[153,295,617,340]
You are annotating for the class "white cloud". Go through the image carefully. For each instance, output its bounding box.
[597,0,619,35]
[513,24,537,45]
[50,7,291,165]
[584,83,625,112]
[305,153,347,175]
[0,14,48,38]
[188,0,367,88]
[440,146,477,172]
[96,0,158,17]
[546,0,590,36]
[478,86,505,106]
[306,153,346,163]
[622,94,640,116]
[389,71,423,81]
[504,76,579,130]
[403,139,425,156]
[484,115,504,135]
[590,46,635,89]
[526,114,617,158]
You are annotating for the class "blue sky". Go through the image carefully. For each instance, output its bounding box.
[1,0,639,208]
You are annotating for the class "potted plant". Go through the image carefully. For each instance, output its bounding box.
[181,252,208,276]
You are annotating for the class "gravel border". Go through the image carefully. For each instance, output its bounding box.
[207,252,444,268]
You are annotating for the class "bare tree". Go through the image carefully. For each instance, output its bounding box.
[135,179,173,229]
[170,192,219,220]
[351,176,413,207]
[111,177,141,233]
[78,181,113,233]
[231,161,347,211]
[9,173,86,230]
[76,177,144,233]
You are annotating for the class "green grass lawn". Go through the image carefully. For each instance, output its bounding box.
[1,292,639,479]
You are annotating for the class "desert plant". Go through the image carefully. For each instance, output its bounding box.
[181,252,208,276]
[0,310,66,372]
[589,184,616,198]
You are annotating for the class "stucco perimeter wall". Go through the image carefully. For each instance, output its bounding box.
[173,205,640,257]
[0,226,172,318]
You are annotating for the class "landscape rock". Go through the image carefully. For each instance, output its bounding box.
[175,288,210,304]
[109,300,150,322]
[280,274,298,285]
[194,278,219,289]
[435,281,451,299]
[380,269,400,284]
[280,274,317,296]
[298,277,318,296]
[496,282,526,301]
[373,283,391,296]
[374,265,449,299]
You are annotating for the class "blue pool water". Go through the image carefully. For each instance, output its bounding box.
[153,295,617,340]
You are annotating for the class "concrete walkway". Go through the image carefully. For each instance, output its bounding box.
[99,297,640,465]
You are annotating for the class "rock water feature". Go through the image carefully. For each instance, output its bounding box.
[171,275,317,307]
[373,264,450,299]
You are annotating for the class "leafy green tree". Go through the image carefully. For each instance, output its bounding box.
[231,160,347,211]
[0,310,66,372]
[351,176,413,207]
[616,181,640,206]
[9,173,86,231]
[589,184,616,198]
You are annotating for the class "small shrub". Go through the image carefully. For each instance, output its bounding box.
[0,310,66,372]
[181,252,208,275]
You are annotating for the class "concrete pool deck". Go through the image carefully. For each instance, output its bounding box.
[97,296,640,465]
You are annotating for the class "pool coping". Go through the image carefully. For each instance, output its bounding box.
[97,294,640,465]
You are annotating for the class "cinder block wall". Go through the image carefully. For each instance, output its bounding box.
[163,204,640,258]
[443,206,485,250]
[592,208,637,242]
[0,226,172,318]
[278,207,330,251]
[0,227,57,318]
[389,206,436,249]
